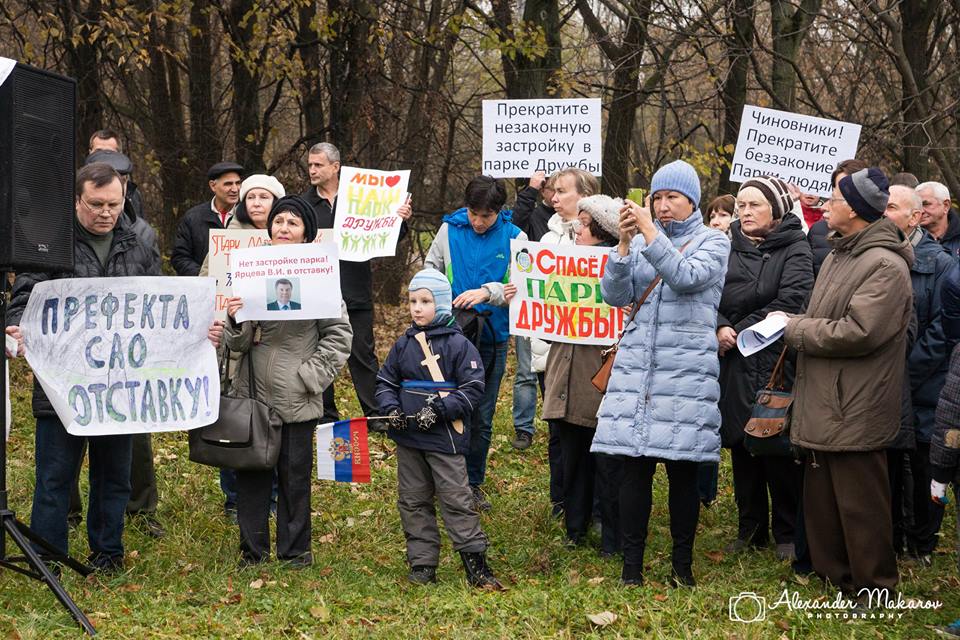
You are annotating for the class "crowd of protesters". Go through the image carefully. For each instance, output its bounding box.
[7,127,960,631]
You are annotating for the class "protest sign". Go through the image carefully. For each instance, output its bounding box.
[509,240,627,346]
[730,105,861,197]
[208,229,270,319]
[19,277,220,436]
[231,242,342,322]
[333,166,410,262]
[482,99,602,178]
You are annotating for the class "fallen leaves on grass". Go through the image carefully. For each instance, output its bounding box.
[586,611,617,627]
[249,578,264,589]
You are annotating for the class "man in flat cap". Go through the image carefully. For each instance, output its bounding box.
[770,167,913,602]
[172,162,244,276]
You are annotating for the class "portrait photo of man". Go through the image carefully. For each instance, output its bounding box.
[266,277,301,310]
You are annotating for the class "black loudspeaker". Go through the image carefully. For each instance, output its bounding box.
[0,63,76,272]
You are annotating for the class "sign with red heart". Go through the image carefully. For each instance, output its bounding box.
[333,166,411,262]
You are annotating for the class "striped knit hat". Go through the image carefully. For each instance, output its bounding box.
[839,168,889,223]
[738,176,794,220]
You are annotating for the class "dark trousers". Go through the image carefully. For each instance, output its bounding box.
[886,449,907,556]
[730,442,802,546]
[619,456,700,575]
[803,450,898,593]
[595,454,623,554]
[553,420,595,541]
[322,307,378,418]
[396,444,487,567]
[32,416,132,559]
[465,341,509,487]
[237,421,314,562]
[906,442,945,555]
[69,431,157,518]
[548,418,563,512]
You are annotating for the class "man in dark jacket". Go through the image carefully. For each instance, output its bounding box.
[884,184,955,564]
[779,168,913,599]
[77,150,166,536]
[917,181,960,261]
[6,163,161,573]
[301,142,412,421]
[171,162,244,276]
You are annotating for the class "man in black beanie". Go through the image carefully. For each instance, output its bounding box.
[172,162,244,276]
[771,168,914,602]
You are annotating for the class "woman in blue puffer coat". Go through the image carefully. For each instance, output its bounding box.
[591,160,730,587]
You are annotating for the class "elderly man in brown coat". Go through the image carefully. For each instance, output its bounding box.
[770,167,913,602]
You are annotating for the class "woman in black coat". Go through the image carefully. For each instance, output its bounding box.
[716,177,814,561]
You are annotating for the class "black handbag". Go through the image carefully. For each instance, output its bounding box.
[743,346,794,457]
[189,332,283,471]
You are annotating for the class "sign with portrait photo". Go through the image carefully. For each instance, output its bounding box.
[230,242,342,322]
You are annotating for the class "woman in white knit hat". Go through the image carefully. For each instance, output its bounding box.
[199,173,285,521]
[541,194,623,553]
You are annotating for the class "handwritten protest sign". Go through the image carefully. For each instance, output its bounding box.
[509,240,626,346]
[333,166,410,262]
[231,242,342,322]
[20,277,220,436]
[482,99,602,178]
[730,105,861,197]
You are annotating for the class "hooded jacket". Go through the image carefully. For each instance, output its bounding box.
[376,321,486,455]
[590,212,730,462]
[8,214,161,417]
[906,229,955,441]
[424,208,526,344]
[717,215,814,447]
[785,218,914,452]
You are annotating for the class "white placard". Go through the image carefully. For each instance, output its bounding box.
[231,242,342,322]
[482,99,602,178]
[20,277,221,436]
[333,166,410,262]
[0,57,16,88]
[730,105,861,198]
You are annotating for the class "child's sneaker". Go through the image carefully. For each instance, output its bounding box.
[407,565,437,585]
[460,551,504,590]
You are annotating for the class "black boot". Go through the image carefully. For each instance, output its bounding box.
[621,563,644,586]
[669,565,696,588]
[408,565,437,585]
[459,551,504,590]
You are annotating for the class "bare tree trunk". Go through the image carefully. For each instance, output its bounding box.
[189,0,221,180]
[898,0,935,180]
[769,0,822,110]
[220,0,263,171]
[719,0,755,192]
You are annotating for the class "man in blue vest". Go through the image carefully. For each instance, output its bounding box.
[425,176,526,512]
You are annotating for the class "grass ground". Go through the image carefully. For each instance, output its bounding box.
[0,304,957,638]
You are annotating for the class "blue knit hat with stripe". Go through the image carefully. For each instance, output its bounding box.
[650,160,702,209]
[409,268,452,323]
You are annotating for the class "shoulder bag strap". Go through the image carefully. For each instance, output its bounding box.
[766,345,789,390]
[613,239,694,344]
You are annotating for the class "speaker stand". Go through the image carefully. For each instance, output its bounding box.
[0,271,96,635]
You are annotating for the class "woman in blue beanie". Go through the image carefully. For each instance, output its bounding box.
[591,159,730,587]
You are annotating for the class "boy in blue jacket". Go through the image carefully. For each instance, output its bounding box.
[376,268,504,589]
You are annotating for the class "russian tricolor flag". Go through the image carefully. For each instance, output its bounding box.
[316,418,371,483]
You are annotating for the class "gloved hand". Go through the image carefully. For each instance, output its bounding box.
[413,405,438,431]
[931,479,950,506]
[386,408,406,431]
